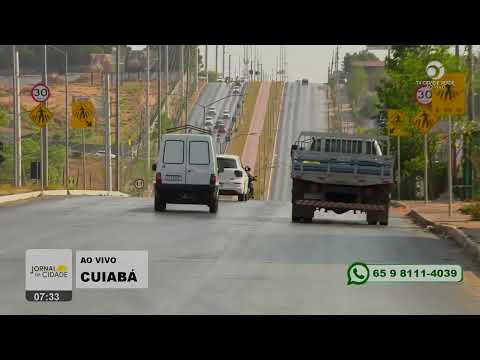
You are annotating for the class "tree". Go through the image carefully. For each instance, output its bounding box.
[346,66,368,112]
[343,50,379,76]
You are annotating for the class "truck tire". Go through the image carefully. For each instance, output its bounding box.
[366,211,378,225]
[379,205,389,226]
[154,195,166,212]
[292,205,301,222]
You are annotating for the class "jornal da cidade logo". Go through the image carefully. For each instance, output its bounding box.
[30,264,69,278]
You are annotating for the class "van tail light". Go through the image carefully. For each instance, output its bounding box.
[156,172,162,184]
[210,174,217,185]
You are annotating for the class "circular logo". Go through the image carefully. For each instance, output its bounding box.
[416,85,432,105]
[347,262,370,285]
[31,83,50,102]
[134,178,145,190]
[426,61,445,80]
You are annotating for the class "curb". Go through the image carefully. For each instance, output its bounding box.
[0,190,129,205]
[402,203,480,263]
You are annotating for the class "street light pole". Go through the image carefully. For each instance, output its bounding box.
[205,45,208,83]
[41,45,48,189]
[116,45,121,191]
[12,46,21,187]
[146,45,151,171]
[65,51,69,189]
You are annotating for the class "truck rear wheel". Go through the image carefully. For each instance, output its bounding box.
[366,211,378,225]
[379,206,389,226]
[292,204,314,223]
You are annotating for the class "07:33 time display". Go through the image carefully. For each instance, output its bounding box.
[32,292,61,302]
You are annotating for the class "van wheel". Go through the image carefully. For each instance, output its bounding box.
[238,194,244,202]
[154,196,166,212]
[379,207,389,226]
[209,197,219,213]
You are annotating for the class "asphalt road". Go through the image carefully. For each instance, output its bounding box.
[1,196,480,314]
[271,81,328,201]
[188,82,244,153]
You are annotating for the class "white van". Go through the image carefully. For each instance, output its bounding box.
[152,133,219,213]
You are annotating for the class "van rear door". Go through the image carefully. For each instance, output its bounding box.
[186,139,212,185]
[161,138,186,184]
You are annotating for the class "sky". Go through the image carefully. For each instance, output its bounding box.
[129,45,390,83]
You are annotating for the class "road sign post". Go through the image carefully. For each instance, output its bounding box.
[387,109,408,200]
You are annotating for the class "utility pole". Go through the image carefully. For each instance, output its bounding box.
[116,45,121,191]
[228,53,231,81]
[180,45,185,126]
[215,45,218,77]
[195,46,199,92]
[466,45,474,199]
[157,45,162,153]
[222,45,225,78]
[186,46,189,129]
[64,50,69,189]
[105,73,112,192]
[12,45,21,187]
[165,45,169,121]
[41,45,48,189]
[205,45,208,83]
[146,45,151,170]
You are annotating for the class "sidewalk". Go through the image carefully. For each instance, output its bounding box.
[397,200,480,261]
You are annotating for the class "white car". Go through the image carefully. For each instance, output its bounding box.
[222,111,230,120]
[217,154,249,201]
[205,118,214,128]
[95,150,116,159]
[207,107,216,116]
[232,88,241,95]
[152,133,219,213]
[217,77,224,82]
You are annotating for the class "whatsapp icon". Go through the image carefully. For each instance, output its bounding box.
[347,262,370,285]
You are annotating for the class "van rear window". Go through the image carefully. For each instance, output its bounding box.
[189,141,210,165]
[163,140,184,164]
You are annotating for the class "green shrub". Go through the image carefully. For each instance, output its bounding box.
[460,202,480,220]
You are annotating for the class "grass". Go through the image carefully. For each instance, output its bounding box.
[227,81,261,157]
[0,183,65,196]
[254,81,284,200]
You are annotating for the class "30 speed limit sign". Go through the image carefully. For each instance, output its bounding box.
[416,85,432,106]
[31,83,50,103]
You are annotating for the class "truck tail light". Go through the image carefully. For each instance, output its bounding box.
[156,172,162,184]
[210,174,217,185]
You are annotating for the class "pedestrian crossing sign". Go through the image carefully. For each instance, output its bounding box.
[432,72,465,116]
[71,98,95,129]
[29,102,53,128]
[387,109,408,137]
[412,107,438,134]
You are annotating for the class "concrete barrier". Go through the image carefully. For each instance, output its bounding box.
[0,190,129,205]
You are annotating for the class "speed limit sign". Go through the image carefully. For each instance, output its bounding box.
[31,83,50,102]
[416,85,432,106]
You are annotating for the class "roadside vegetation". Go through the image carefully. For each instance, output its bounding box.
[227,81,260,157]
[255,81,284,200]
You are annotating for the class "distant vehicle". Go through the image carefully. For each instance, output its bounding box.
[217,154,249,201]
[217,76,224,82]
[207,107,216,116]
[301,78,309,86]
[222,111,230,120]
[152,131,219,213]
[290,132,393,225]
[95,150,116,159]
[215,119,225,129]
[205,118,214,128]
[232,88,241,95]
